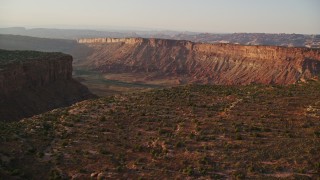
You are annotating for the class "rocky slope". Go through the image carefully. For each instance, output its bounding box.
[0,50,95,121]
[78,38,320,85]
[1,81,319,179]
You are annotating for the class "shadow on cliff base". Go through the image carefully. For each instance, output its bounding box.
[0,79,96,122]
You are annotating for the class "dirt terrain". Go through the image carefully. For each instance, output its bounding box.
[1,80,319,179]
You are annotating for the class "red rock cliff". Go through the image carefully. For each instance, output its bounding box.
[0,54,72,95]
[78,38,320,85]
[0,50,95,121]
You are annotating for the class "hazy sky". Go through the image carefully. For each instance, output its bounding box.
[0,0,319,34]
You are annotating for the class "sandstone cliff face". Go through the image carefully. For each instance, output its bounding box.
[0,54,72,95]
[78,38,320,85]
[0,50,95,121]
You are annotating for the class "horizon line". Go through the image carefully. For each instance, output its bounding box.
[0,26,319,35]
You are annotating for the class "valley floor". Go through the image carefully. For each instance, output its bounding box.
[73,68,166,96]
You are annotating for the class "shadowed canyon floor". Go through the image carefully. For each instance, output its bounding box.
[1,80,320,179]
[73,68,163,97]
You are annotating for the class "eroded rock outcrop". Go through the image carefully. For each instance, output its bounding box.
[0,50,95,121]
[77,38,143,44]
[78,38,320,85]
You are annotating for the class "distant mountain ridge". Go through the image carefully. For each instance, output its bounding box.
[0,27,132,39]
[0,27,319,48]
[0,34,92,61]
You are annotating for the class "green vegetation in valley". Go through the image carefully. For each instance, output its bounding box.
[73,68,163,96]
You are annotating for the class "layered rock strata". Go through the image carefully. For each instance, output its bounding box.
[78,38,320,85]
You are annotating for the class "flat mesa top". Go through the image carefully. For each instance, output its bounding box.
[0,49,66,67]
